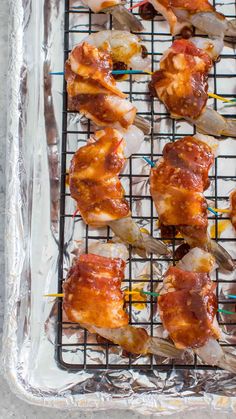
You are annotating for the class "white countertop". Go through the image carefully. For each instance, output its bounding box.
[0,2,233,418]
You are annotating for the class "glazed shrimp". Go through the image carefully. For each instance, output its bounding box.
[66,42,151,134]
[230,189,236,232]
[150,134,235,272]
[150,38,236,138]
[69,127,170,257]
[159,248,236,373]
[63,242,182,358]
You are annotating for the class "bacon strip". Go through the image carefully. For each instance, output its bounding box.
[69,128,130,227]
[151,39,212,119]
[68,42,126,98]
[158,266,219,349]
[66,43,136,129]
[230,190,236,231]
[150,136,214,246]
[63,253,128,329]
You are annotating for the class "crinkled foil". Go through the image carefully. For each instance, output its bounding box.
[1,0,236,414]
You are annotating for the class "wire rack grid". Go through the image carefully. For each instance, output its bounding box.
[56,0,236,371]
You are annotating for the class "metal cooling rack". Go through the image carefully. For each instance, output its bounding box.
[57,0,236,371]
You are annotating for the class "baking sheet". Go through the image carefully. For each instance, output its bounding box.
[1,0,236,413]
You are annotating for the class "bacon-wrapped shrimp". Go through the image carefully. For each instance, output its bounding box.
[81,0,144,32]
[63,252,128,328]
[139,0,236,39]
[158,247,236,373]
[150,39,236,138]
[230,189,236,232]
[84,30,151,78]
[150,134,235,271]
[63,242,181,357]
[69,127,169,256]
[66,42,150,134]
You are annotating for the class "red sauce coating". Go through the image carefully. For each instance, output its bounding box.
[69,128,130,226]
[67,42,125,97]
[163,134,213,187]
[151,39,212,119]
[65,42,136,128]
[63,253,128,329]
[230,189,236,231]
[68,94,135,129]
[159,266,219,349]
[150,136,214,232]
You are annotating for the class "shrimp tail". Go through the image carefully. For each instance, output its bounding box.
[217,350,236,374]
[208,239,235,272]
[109,217,170,256]
[221,119,236,138]
[189,12,227,38]
[105,5,144,32]
[225,19,236,39]
[196,339,236,373]
[180,230,235,272]
[148,337,183,358]
[140,231,171,256]
[192,107,236,138]
[134,114,151,135]
[89,324,183,358]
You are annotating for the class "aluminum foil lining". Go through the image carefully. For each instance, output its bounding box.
[1,0,236,413]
